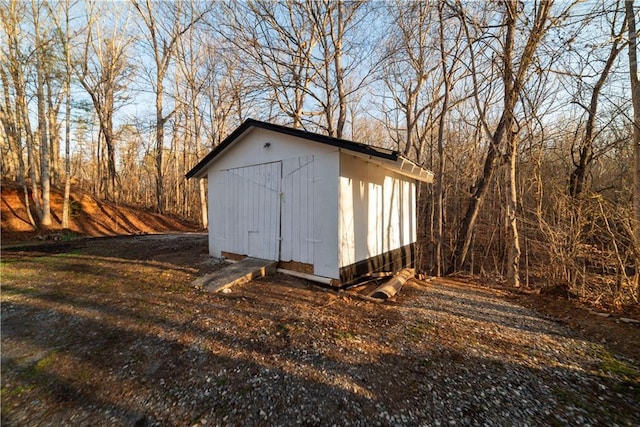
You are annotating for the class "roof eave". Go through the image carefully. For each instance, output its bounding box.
[397,156,434,183]
[345,151,433,183]
[185,121,257,179]
[185,118,434,183]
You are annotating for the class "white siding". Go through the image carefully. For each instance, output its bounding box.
[281,155,315,265]
[209,162,281,260]
[207,128,340,279]
[338,153,417,269]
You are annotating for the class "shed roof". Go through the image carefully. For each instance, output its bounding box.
[186,118,433,183]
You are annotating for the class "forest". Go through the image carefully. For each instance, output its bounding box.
[1,0,639,308]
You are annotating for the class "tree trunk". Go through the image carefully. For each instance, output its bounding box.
[449,123,506,273]
[35,27,52,227]
[333,0,346,139]
[0,68,19,178]
[62,0,72,229]
[0,65,36,228]
[569,26,624,198]
[502,2,521,288]
[19,75,41,218]
[449,0,550,274]
[18,82,41,218]
[505,133,521,287]
[626,0,640,275]
[95,127,102,197]
[435,1,449,276]
[104,111,117,201]
[46,79,61,186]
[199,178,208,229]
[155,77,165,213]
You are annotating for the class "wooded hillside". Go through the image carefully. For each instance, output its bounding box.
[1,181,198,243]
[1,0,638,307]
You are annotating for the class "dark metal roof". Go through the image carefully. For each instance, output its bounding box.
[185,118,432,182]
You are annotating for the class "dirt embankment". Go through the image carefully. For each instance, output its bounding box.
[1,181,199,244]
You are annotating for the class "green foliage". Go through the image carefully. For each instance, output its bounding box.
[60,230,79,241]
[276,322,304,337]
[333,330,356,341]
[2,286,38,296]
[69,200,82,217]
[600,356,640,381]
[1,384,35,402]
[27,351,59,378]
[406,321,434,341]
[590,344,639,381]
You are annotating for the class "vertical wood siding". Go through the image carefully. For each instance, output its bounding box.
[212,161,282,260]
[339,154,417,269]
[280,155,316,265]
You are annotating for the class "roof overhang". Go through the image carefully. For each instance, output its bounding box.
[347,151,434,183]
[186,118,434,183]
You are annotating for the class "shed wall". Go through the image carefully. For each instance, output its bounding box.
[207,128,340,279]
[211,161,282,260]
[338,153,417,276]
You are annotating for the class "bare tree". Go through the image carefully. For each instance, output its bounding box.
[46,0,75,228]
[434,0,453,276]
[32,0,52,226]
[220,0,319,128]
[449,1,558,285]
[0,48,36,228]
[626,0,640,263]
[306,0,369,138]
[1,0,43,224]
[176,17,247,227]
[380,0,440,158]
[132,0,209,213]
[75,1,133,201]
[175,23,207,226]
[569,3,627,198]
[62,0,72,228]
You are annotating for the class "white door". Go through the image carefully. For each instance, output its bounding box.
[224,162,282,260]
[280,155,316,264]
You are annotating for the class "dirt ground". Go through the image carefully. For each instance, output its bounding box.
[449,277,640,363]
[1,234,639,425]
[1,181,199,243]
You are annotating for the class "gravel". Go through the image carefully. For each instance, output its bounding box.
[1,236,638,426]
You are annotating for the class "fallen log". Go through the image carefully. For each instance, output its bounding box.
[369,268,415,299]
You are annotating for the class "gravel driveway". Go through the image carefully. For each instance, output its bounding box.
[1,235,638,425]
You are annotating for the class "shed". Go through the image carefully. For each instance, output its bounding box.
[186,119,433,286]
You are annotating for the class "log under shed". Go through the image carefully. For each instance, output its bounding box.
[186,119,433,286]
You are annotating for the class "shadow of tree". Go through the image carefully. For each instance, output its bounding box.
[2,235,638,425]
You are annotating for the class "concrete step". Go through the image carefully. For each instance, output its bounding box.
[193,257,277,293]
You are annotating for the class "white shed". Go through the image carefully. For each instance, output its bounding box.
[186,119,433,286]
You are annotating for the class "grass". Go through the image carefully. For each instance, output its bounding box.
[0,258,19,267]
[590,344,640,381]
[600,357,640,398]
[417,358,432,369]
[1,384,35,398]
[69,200,82,217]
[600,356,639,380]
[61,231,79,241]
[553,387,582,406]
[2,286,39,296]
[333,330,356,341]
[26,351,59,378]
[406,321,434,342]
[6,252,84,269]
[276,322,305,337]
[0,351,61,415]
[588,343,640,400]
